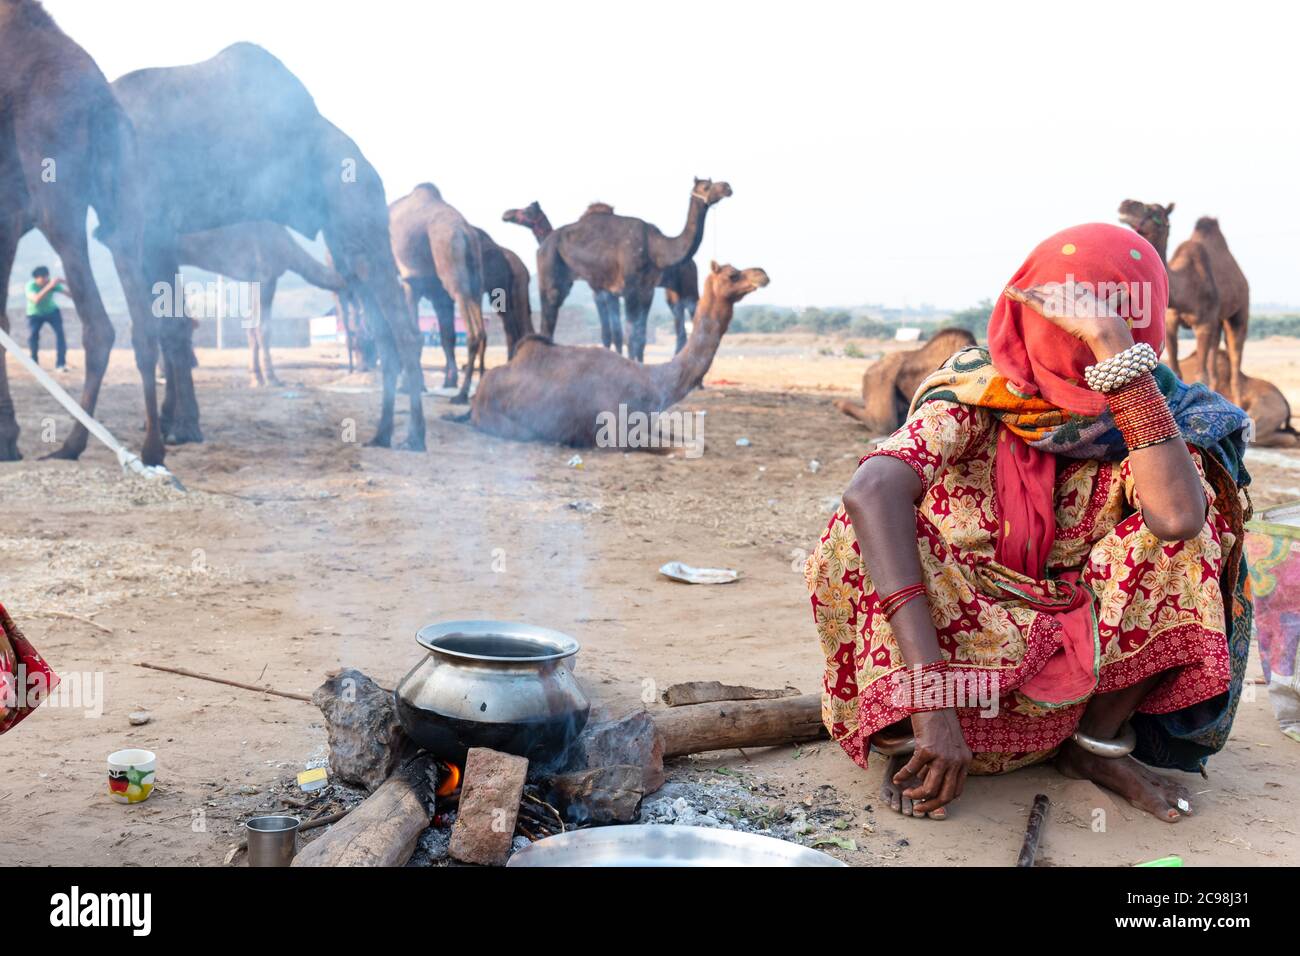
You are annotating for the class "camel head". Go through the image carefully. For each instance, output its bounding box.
[692,178,733,206]
[706,261,769,307]
[1118,199,1173,249]
[502,202,544,228]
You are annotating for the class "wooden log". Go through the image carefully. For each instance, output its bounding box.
[661,680,800,707]
[292,755,435,867]
[652,693,827,758]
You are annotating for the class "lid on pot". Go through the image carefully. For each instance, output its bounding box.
[415,620,580,663]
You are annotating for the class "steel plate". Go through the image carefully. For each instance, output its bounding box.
[506,824,847,867]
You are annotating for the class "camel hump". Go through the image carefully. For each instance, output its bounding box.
[1193,216,1222,237]
[583,202,614,216]
[414,182,444,200]
[213,41,290,73]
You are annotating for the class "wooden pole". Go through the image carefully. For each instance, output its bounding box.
[135,661,313,702]
[0,326,178,484]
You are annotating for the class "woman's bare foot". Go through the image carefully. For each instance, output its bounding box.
[1057,740,1192,823]
[880,753,948,820]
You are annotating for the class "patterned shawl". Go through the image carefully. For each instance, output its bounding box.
[911,345,1254,772]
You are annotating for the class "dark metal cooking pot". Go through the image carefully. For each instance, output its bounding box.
[394,620,589,765]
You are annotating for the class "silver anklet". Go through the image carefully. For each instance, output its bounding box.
[1071,721,1136,758]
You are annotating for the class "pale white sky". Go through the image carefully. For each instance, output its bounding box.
[45,0,1300,309]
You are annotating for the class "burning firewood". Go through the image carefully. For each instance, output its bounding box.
[291,755,436,867]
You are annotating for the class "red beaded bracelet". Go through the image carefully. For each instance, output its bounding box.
[1107,372,1180,451]
[879,582,927,620]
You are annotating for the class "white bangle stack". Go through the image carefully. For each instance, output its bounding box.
[1083,342,1158,394]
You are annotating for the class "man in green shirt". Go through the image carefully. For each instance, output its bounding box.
[25,266,69,371]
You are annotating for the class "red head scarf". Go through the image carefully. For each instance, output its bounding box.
[989,223,1168,417]
[986,224,1168,580]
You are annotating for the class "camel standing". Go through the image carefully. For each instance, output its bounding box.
[106,43,425,454]
[526,179,731,363]
[470,262,768,446]
[834,328,977,432]
[0,0,155,462]
[176,221,346,387]
[474,228,533,359]
[1119,200,1250,402]
[503,201,699,354]
[388,184,485,402]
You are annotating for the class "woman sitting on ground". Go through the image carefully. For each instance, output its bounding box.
[808,223,1252,821]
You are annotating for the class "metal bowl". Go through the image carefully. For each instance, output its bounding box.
[394,620,589,764]
[506,824,847,867]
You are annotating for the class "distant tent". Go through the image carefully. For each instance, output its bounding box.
[894,327,922,342]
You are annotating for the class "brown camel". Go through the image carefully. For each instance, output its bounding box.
[105,43,425,454]
[1118,200,1250,403]
[834,328,978,432]
[0,0,156,462]
[470,262,768,446]
[1183,348,1297,447]
[503,201,700,354]
[388,183,485,402]
[527,179,731,363]
[474,227,533,360]
[176,221,346,387]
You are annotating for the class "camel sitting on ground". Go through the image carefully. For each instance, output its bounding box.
[1182,348,1297,447]
[0,0,155,462]
[1119,200,1250,403]
[388,183,485,402]
[834,328,978,432]
[470,262,768,446]
[503,201,699,354]
[526,179,731,363]
[107,43,425,455]
[176,221,346,387]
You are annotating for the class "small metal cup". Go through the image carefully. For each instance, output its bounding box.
[245,815,300,867]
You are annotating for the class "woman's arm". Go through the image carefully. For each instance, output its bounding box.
[1006,285,1207,541]
[842,455,972,815]
[1088,325,1206,541]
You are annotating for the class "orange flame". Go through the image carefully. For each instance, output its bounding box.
[436,762,462,797]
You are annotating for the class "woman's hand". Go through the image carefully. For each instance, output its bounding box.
[1005,283,1135,360]
[894,708,972,815]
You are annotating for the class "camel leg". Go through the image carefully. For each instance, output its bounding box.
[247,280,266,387]
[255,277,282,387]
[246,322,264,387]
[452,294,485,405]
[109,240,166,466]
[833,399,876,423]
[156,254,202,445]
[593,291,618,351]
[537,245,570,340]
[1193,321,1221,395]
[610,295,624,354]
[424,281,459,391]
[366,274,425,451]
[1164,311,1183,381]
[0,213,24,460]
[357,283,400,448]
[624,287,652,363]
[1222,308,1249,406]
[39,210,119,460]
[670,297,691,354]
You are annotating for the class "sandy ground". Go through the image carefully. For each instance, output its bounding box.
[2,333,1299,867]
